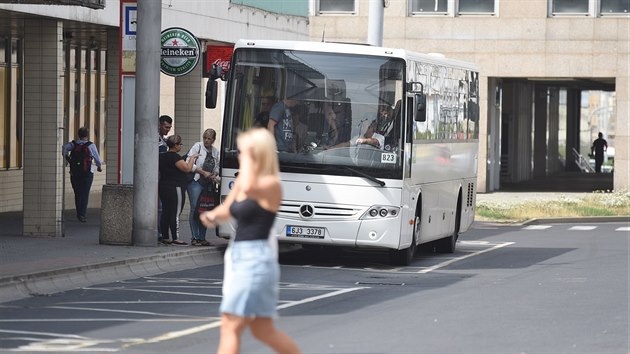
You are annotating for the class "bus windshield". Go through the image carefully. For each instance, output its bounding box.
[222,48,405,180]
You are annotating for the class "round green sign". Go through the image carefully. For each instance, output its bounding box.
[160,27,200,77]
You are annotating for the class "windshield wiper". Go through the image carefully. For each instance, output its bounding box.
[339,166,386,187]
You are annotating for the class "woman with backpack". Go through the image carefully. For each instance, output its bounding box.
[61,127,103,223]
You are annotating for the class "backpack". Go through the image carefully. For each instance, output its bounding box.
[69,141,93,177]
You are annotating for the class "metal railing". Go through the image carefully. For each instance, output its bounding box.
[571,147,595,173]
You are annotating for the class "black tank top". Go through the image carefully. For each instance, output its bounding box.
[229,198,276,242]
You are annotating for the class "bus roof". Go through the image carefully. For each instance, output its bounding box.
[234,39,478,72]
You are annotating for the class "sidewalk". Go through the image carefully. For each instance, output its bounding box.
[0,191,624,303]
[0,208,228,303]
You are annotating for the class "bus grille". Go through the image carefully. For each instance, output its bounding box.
[279,202,361,220]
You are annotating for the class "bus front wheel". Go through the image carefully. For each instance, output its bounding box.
[389,216,419,266]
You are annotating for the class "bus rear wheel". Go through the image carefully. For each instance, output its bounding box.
[435,197,461,253]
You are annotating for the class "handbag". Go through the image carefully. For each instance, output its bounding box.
[196,182,218,217]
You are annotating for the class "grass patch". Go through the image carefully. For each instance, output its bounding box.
[475,190,630,223]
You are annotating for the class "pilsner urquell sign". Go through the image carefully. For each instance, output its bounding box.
[160,27,200,77]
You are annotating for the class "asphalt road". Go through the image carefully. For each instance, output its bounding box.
[0,221,628,353]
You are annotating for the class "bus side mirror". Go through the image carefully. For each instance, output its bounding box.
[205,80,218,109]
[414,93,426,122]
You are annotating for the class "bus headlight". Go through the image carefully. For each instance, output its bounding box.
[361,206,400,220]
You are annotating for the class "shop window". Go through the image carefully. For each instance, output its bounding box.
[600,0,629,14]
[0,38,23,169]
[318,0,355,14]
[0,66,6,169]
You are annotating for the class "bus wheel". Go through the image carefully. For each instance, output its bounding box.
[436,199,461,253]
[389,216,419,266]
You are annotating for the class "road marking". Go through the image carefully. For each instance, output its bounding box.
[85,287,222,298]
[522,225,552,230]
[47,306,208,319]
[568,226,597,231]
[121,286,366,350]
[417,242,514,274]
[615,227,630,232]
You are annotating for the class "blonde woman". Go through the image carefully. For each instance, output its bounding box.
[200,128,301,354]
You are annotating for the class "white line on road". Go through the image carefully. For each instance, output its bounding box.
[84,287,223,298]
[615,227,630,232]
[417,242,514,274]
[522,225,552,230]
[568,226,597,231]
[121,286,366,350]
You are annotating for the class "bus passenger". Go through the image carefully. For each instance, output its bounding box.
[253,90,276,128]
[267,98,298,152]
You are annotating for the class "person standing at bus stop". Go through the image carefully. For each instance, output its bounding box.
[591,132,608,173]
[186,128,220,246]
[158,115,173,243]
[200,128,301,354]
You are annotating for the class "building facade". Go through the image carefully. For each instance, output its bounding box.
[0,0,309,236]
[309,0,628,193]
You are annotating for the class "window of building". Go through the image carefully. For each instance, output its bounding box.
[551,0,589,15]
[458,0,496,14]
[411,0,448,14]
[600,0,629,14]
[0,37,23,170]
[318,0,355,14]
[410,0,496,16]
[63,44,107,163]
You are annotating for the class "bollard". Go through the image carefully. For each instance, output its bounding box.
[99,184,134,245]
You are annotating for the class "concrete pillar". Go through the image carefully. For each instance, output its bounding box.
[614,77,629,191]
[506,81,533,183]
[22,19,64,237]
[485,77,501,192]
[132,0,161,246]
[548,88,560,174]
[566,88,580,172]
[175,61,205,148]
[106,28,120,185]
[174,61,205,219]
[533,85,548,178]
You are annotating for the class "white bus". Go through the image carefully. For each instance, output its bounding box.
[210,39,479,265]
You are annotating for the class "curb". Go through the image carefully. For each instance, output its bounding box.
[0,247,226,304]
[522,216,630,225]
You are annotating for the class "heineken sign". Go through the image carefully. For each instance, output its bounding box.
[160,27,200,77]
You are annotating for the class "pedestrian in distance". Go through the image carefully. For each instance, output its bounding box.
[186,128,221,246]
[158,114,173,243]
[591,131,608,173]
[159,135,199,245]
[62,127,103,223]
[200,128,301,354]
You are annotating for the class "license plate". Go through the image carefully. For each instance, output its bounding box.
[286,225,325,239]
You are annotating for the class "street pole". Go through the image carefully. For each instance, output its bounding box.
[367,0,384,46]
[133,0,161,246]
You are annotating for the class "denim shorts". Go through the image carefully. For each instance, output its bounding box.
[220,239,279,318]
